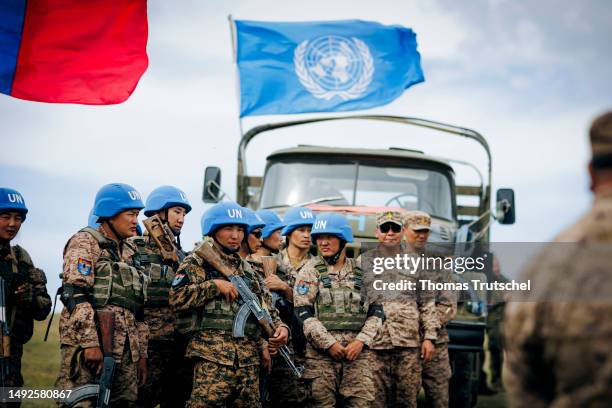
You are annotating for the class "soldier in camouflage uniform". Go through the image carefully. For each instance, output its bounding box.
[56,183,149,407]
[169,202,289,408]
[256,208,313,407]
[135,186,193,408]
[0,188,51,406]
[404,211,457,408]
[504,111,612,407]
[360,210,439,408]
[294,212,383,408]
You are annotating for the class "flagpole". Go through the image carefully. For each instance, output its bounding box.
[227,14,244,138]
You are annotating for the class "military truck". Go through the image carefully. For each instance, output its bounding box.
[202,114,515,405]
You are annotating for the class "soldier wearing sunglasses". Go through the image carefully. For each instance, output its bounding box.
[363,210,439,408]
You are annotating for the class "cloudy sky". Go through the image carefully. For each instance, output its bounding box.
[1,0,611,291]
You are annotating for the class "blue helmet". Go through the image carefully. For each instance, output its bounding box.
[201,201,249,237]
[144,185,192,217]
[242,207,265,235]
[281,207,315,236]
[257,209,285,239]
[93,183,145,219]
[87,208,100,228]
[310,213,354,243]
[0,187,28,221]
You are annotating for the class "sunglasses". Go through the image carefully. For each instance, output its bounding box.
[250,230,262,239]
[379,223,402,233]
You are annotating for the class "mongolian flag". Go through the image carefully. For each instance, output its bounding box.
[0,0,148,105]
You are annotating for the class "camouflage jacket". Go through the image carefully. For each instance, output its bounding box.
[422,267,457,344]
[277,248,313,287]
[504,186,612,407]
[293,256,382,359]
[359,246,439,349]
[169,242,287,367]
[60,228,149,361]
[0,243,51,344]
[129,234,179,342]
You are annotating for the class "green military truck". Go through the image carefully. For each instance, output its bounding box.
[202,115,515,406]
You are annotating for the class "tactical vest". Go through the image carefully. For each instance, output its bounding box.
[132,237,175,308]
[80,227,147,315]
[315,258,368,331]
[176,259,260,340]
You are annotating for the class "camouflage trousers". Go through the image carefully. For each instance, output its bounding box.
[302,350,374,408]
[265,355,309,408]
[55,344,138,408]
[421,343,451,408]
[188,359,260,408]
[370,348,421,408]
[0,340,24,408]
[136,338,193,408]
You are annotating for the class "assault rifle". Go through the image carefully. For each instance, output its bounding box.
[63,310,116,408]
[142,215,178,263]
[194,243,303,378]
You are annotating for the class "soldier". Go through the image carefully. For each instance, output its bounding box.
[255,210,285,257]
[238,208,265,261]
[404,211,456,408]
[55,183,149,407]
[0,188,51,405]
[294,212,383,407]
[169,201,289,408]
[135,186,193,408]
[361,210,438,408]
[504,111,612,406]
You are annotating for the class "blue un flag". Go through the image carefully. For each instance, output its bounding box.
[235,19,425,117]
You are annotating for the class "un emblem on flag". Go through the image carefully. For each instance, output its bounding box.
[294,36,374,101]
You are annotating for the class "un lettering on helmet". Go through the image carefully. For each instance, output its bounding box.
[300,210,313,219]
[128,191,141,201]
[7,193,24,204]
[314,220,327,229]
[227,208,243,219]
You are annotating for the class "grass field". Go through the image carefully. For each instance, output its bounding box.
[21,315,506,407]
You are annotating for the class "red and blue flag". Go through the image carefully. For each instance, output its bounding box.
[0,0,148,105]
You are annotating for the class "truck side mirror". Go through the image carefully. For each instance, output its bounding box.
[203,166,222,203]
[496,188,515,224]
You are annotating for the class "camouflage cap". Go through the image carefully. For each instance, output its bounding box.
[404,210,431,231]
[376,210,404,227]
[590,111,612,169]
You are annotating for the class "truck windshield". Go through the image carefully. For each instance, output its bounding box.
[260,161,454,220]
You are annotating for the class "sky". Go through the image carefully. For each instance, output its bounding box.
[1,0,611,292]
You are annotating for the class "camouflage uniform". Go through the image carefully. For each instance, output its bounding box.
[504,112,612,407]
[294,256,382,408]
[0,243,51,406]
[361,247,439,408]
[55,227,149,407]
[169,242,288,408]
[421,267,457,408]
[265,249,314,408]
[133,234,192,408]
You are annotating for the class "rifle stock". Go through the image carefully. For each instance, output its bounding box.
[143,215,178,262]
[95,310,116,408]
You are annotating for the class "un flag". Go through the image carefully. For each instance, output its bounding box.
[235,19,424,117]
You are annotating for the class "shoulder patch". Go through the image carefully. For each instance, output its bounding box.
[77,258,93,276]
[172,273,190,288]
[296,280,311,295]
